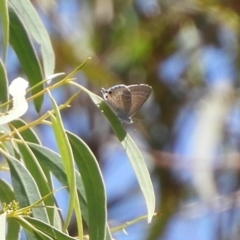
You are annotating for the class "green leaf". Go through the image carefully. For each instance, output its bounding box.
[5,153,49,223]
[0,0,9,61]
[12,128,54,226]
[15,217,52,240]
[28,143,89,224]
[67,132,107,240]
[11,119,41,144]
[0,179,15,202]
[0,180,20,240]
[26,217,76,240]
[0,59,8,110]
[47,90,78,232]
[6,218,20,240]
[9,7,44,112]
[76,85,156,223]
[11,119,64,229]
[9,0,55,77]
[0,125,18,158]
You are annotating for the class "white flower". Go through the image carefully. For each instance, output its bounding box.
[0,77,29,125]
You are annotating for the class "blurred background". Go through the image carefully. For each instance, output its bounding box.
[6,0,240,239]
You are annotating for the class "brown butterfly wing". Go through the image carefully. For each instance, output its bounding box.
[101,85,132,120]
[128,84,152,117]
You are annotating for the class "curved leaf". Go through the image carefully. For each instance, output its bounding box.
[11,120,61,228]
[76,84,155,223]
[9,0,55,77]
[0,0,9,61]
[0,179,14,202]
[5,153,49,223]
[15,217,52,240]
[25,217,76,240]
[11,119,41,144]
[28,143,89,224]
[0,60,8,110]
[12,129,54,226]
[47,90,78,233]
[0,180,20,240]
[67,131,107,240]
[9,7,44,112]
[6,218,20,240]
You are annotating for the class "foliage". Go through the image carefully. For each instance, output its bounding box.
[2,0,240,240]
[0,1,155,240]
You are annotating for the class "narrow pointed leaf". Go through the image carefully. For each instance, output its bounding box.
[0,179,15,202]
[13,131,54,226]
[12,120,62,228]
[9,0,55,77]
[28,143,89,224]
[0,180,20,240]
[9,8,44,112]
[47,90,77,231]
[0,0,9,60]
[67,132,107,240]
[76,85,155,223]
[5,153,49,223]
[11,119,41,144]
[14,217,52,240]
[26,217,76,240]
[0,60,8,110]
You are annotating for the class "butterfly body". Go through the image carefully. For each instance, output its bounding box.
[101,84,152,124]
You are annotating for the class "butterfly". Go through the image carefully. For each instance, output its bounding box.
[101,84,152,124]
